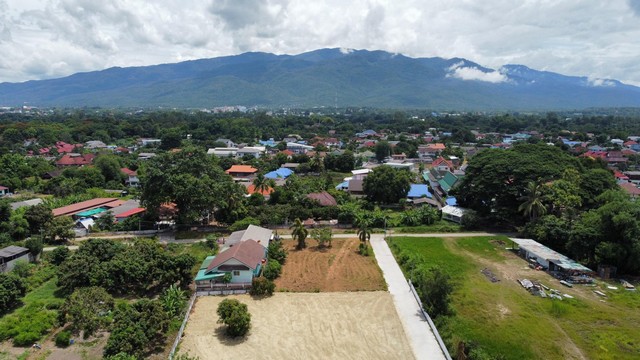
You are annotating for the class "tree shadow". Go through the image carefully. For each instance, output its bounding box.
[214,326,249,346]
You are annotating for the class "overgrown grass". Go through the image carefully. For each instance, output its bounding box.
[394,221,462,234]
[0,278,64,346]
[390,236,640,360]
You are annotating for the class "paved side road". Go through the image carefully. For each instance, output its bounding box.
[370,234,449,360]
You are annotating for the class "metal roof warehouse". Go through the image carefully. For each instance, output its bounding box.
[510,238,593,274]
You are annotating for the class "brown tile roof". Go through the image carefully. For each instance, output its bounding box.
[206,240,265,272]
[120,168,137,176]
[56,153,95,166]
[52,198,118,217]
[306,191,338,206]
[246,184,274,196]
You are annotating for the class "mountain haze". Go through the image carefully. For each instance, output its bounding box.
[1,48,639,110]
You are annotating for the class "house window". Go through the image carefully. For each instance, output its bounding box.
[233,270,240,276]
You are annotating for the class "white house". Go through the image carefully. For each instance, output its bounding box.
[0,245,31,272]
[286,142,314,154]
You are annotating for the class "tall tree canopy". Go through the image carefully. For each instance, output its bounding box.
[454,143,588,220]
[363,165,412,204]
[139,146,240,226]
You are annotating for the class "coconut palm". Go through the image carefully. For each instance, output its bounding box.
[357,222,371,244]
[518,181,547,220]
[290,218,308,250]
[253,173,272,194]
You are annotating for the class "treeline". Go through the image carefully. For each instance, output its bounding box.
[454,143,640,274]
[4,109,640,154]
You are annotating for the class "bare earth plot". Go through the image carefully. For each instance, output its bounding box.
[180,292,413,360]
[274,238,386,292]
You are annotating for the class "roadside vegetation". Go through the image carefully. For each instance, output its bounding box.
[390,236,640,360]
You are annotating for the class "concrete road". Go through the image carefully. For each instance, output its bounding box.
[370,234,449,360]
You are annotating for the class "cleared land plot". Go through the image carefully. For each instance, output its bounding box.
[180,292,413,360]
[275,238,386,292]
[390,236,640,360]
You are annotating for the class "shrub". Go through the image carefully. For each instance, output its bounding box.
[262,260,281,280]
[217,299,251,337]
[267,240,287,265]
[50,246,70,266]
[358,243,370,256]
[228,217,260,232]
[55,331,71,347]
[250,277,275,297]
[13,331,41,346]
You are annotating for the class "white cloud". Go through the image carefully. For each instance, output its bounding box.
[446,62,509,83]
[588,77,617,87]
[0,0,640,87]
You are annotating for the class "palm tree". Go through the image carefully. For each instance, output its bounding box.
[253,173,271,194]
[290,218,308,250]
[357,223,371,245]
[518,181,547,220]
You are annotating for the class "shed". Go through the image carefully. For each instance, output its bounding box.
[0,245,30,272]
[441,205,467,223]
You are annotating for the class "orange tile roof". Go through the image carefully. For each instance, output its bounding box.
[225,165,258,174]
[247,184,274,196]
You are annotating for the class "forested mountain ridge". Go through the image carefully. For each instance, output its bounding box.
[1,48,640,110]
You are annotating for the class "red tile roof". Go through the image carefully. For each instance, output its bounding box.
[225,165,258,174]
[52,198,118,217]
[427,143,446,151]
[432,157,454,169]
[115,208,146,218]
[56,153,95,166]
[206,240,265,272]
[620,182,640,196]
[0,186,8,190]
[121,168,137,176]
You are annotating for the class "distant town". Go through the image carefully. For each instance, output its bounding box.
[1,108,639,360]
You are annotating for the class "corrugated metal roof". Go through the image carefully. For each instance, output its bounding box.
[0,245,29,258]
[52,198,118,217]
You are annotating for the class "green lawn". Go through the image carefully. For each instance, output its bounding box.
[389,236,640,360]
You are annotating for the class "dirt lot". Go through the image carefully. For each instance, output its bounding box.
[179,292,413,360]
[274,238,386,292]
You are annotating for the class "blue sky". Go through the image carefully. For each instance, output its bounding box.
[2,0,640,86]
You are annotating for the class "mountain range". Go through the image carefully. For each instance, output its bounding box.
[1,48,640,110]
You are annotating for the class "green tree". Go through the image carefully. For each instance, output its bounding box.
[262,259,282,280]
[24,203,53,236]
[46,216,75,243]
[24,236,43,259]
[50,246,70,265]
[59,286,114,337]
[104,300,169,358]
[289,218,308,250]
[411,266,453,319]
[140,146,237,227]
[252,173,274,195]
[267,239,287,264]
[95,211,116,231]
[363,165,412,204]
[518,181,548,221]
[0,272,26,313]
[94,155,124,184]
[216,299,251,337]
[374,141,391,162]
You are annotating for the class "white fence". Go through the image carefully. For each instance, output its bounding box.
[168,293,197,360]
[407,280,453,360]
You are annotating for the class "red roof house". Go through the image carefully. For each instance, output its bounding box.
[56,153,95,167]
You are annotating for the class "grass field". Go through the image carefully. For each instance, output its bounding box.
[389,236,640,360]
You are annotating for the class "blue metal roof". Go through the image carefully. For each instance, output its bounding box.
[445,197,458,206]
[265,167,294,179]
[336,181,348,190]
[407,184,432,198]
